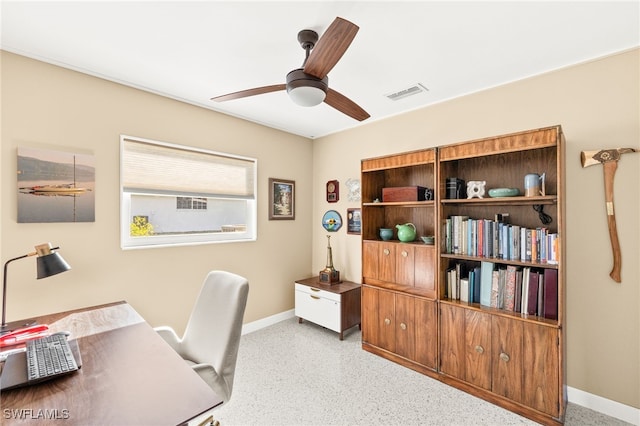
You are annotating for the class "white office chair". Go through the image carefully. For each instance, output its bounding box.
[155,270,249,404]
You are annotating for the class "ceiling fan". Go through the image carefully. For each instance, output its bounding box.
[211,17,370,122]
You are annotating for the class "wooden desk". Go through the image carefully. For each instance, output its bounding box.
[0,301,223,425]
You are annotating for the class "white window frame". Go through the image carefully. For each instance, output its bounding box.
[120,135,257,249]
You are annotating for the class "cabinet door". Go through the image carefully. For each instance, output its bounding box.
[414,245,436,298]
[394,293,415,360]
[439,303,465,379]
[464,310,492,390]
[396,245,415,286]
[361,286,379,346]
[362,241,379,281]
[378,243,396,283]
[491,316,523,403]
[523,323,560,417]
[378,288,396,353]
[414,298,437,369]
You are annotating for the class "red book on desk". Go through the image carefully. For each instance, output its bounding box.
[543,269,558,320]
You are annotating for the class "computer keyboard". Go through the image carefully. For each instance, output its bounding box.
[26,334,79,383]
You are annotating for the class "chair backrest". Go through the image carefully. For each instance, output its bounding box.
[181,270,249,401]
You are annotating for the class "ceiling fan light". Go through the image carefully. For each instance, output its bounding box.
[286,68,328,107]
[288,86,326,107]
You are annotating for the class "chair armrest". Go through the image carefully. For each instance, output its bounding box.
[154,326,182,353]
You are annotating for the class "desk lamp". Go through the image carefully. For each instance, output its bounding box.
[1,243,70,335]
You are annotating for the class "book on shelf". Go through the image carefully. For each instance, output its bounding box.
[460,278,470,303]
[504,265,518,311]
[537,271,544,316]
[472,266,481,304]
[514,268,523,313]
[526,269,539,315]
[444,215,559,264]
[490,270,500,308]
[480,261,494,307]
[543,269,559,320]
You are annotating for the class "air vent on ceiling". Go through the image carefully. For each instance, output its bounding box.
[385,83,429,101]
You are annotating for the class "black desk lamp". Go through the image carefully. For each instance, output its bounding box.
[1,243,71,335]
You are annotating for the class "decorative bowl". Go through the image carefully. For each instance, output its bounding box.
[420,236,435,245]
[379,228,393,241]
[488,188,520,197]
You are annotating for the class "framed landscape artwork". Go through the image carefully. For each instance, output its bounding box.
[17,147,95,223]
[268,178,295,220]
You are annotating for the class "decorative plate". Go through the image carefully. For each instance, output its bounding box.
[322,210,343,232]
[488,188,520,197]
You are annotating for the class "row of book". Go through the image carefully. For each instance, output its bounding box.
[446,261,558,320]
[444,215,559,264]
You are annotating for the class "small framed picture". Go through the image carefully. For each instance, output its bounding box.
[269,178,295,220]
[347,208,361,235]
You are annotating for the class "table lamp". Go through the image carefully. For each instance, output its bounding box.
[1,243,71,335]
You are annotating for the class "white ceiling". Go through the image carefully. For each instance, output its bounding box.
[1,1,638,139]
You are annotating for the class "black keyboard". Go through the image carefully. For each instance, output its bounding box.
[26,334,78,382]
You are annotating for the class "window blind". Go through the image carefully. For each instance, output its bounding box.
[122,138,256,198]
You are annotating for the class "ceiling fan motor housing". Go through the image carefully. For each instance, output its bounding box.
[286,68,328,106]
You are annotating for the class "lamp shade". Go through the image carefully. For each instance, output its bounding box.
[37,252,71,279]
[288,86,327,107]
[286,69,328,107]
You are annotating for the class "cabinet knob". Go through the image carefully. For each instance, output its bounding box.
[401,250,408,258]
[499,352,510,362]
[474,345,484,354]
[310,295,320,300]
[400,323,407,330]
[383,249,390,256]
[384,318,391,325]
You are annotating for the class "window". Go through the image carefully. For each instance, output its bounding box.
[177,197,207,210]
[120,135,257,249]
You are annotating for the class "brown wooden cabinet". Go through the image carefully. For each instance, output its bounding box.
[362,241,436,298]
[361,126,566,425]
[361,148,439,374]
[440,302,561,418]
[361,285,437,370]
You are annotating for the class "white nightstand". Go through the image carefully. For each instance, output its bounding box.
[294,277,361,340]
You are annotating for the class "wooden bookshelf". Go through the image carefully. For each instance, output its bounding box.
[360,126,566,425]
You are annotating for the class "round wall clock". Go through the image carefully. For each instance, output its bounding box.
[322,210,342,232]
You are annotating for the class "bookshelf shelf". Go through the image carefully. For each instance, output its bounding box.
[439,298,560,327]
[362,200,435,207]
[440,195,557,206]
[440,253,559,270]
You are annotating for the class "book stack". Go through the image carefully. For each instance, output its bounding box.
[444,215,559,264]
[445,261,558,320]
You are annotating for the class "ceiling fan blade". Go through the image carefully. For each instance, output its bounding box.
[303,17,359,79]
[324,88,370,121]
[211,84,286,102]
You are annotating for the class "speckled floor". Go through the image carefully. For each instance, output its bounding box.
[213,318,631,426]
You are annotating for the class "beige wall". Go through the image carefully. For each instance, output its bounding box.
[1,51,313,333]
[312,48,639,408]
[2,48,639,410]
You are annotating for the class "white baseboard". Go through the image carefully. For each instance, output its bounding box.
[242,311,639,425]
[568,386,639,425]
[241,309,295,335]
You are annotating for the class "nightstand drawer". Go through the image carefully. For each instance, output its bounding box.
[294,283,341,302]
[295,288,341,332]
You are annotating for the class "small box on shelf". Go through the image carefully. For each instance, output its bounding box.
[382,186,427,202]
